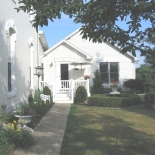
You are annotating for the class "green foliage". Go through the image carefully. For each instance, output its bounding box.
[91,70,104,94]
[102,88,112,94]
[16,0,155,55]
[6,129,36,149]
[0,111,11,154]
[146,92,155,104]
[28,92,33,103]
[33,89,42,103]
[136,64,155,92]
[87,94,141,108]
[76,86,87,103]
[43,86,52,103]
[0,126,10,155]
[110,82,119,88]
[123,79,145,93]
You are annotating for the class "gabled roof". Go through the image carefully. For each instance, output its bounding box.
[65,28,139,63]
[40,38,92,59]
[41,28,139,63]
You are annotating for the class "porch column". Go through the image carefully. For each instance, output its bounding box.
[87,79,90,96]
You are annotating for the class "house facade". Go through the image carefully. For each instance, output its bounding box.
[0,0,48,113]
[40,29,139,103]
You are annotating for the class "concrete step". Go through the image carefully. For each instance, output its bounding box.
[54,92,73,103]
[55,100,73,103]
[55,97,70,101]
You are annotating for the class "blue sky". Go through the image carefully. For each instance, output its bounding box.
[39,14,148,68]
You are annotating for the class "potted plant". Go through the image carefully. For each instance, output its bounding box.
[110,82,119,92]
[14,103,36,132]
[84,75,90,80]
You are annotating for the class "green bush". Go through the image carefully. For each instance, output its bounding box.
[146,92,155,103]
[87,94,141,107]
[33,89,42,103]
[123,79,144,93]
[0,126,10,155]
[6,129,36,149]
[28,92,33,103]
[91,70,104,94]
[43,86,52,103]
[0,111,10,154]
[102,88,112,94]
[76,86,87,103]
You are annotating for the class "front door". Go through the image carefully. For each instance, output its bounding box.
[60,64,69,80]
[60,64,69,88]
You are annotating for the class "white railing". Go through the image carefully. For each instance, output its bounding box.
[39,81,52,90]
[74,79,90,96]
[39,79,90,103]
[58,80,70,92]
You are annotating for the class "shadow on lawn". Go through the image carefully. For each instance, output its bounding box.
[123,105,155,120]
[60,105,155,155]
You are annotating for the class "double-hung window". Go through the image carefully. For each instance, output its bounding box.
[100,62,119,84]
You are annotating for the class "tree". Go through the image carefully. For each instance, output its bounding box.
[136,64,155,92]
[16,0,155,55]
[91,70,104,94]
[136,31,155,92]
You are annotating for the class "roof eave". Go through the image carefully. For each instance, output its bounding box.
[39,31,49,51]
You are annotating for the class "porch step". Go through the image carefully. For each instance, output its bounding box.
[54,92,73,104]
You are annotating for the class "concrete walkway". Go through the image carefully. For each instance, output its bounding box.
[14,103,71,155]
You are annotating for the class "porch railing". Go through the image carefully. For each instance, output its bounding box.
[39,79,90,103]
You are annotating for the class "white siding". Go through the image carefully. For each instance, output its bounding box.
[0,1,39,112]
[66,31,136,87]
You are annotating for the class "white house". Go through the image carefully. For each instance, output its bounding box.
[40,29,139,103]
[0,0,48,113]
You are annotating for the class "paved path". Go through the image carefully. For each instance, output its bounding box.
[14,103,71,155]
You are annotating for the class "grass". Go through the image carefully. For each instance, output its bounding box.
[60,104,155,155]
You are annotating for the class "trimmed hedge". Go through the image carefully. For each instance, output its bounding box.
[87,94,141,108]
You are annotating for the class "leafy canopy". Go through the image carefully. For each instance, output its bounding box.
[16,0,155,56]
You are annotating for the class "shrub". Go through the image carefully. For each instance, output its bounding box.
[87,94,141,107]
[76,86,87,103]
[145,92,155,103]
[28,92,33,103]
[6,129,36,149]
[33,89,42,103]
[123,79,145,93]
[0,111,10,155]
[102,88,112,94]
[43,86,52,103]
[91,70,104,94]
[0,126,10,155]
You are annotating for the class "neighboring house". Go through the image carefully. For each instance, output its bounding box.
[40,29,139,103]
[0,0,48,113]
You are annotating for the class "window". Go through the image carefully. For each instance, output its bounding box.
[100,62,119,83]
[6,20,16,97]
[8,62,12,91]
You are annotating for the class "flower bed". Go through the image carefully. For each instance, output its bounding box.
[0,86,53,155]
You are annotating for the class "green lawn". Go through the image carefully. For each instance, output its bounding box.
[60,104,155,155]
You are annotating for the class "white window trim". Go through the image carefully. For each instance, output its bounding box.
[6,20,17,98]
[28,37,34,90]
[99,62,119,85]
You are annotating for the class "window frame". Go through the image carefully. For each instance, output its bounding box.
[99,62,119,85]
[6,20,17,98]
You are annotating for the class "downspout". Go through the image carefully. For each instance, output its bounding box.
[37,26,39,66]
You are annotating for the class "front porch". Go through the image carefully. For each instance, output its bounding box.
[40,79,90,103]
